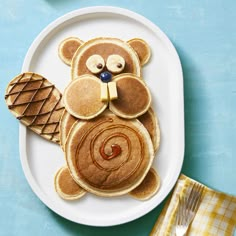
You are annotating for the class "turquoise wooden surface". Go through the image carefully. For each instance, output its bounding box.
[0,1,235,235]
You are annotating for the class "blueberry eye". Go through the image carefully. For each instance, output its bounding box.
[86,55,105,74]
[106,55,125,73]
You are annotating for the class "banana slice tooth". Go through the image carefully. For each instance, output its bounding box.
[108,81,118,100]
[100,82,108,101]
[106,54,125,73]
[86,54,105,74]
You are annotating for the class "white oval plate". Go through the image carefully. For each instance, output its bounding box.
[19,6,184,226]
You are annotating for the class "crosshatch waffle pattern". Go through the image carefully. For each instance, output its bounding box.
[5,73,64,143]
[150,174,236,236]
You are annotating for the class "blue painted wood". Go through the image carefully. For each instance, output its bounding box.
[0,1,235,235]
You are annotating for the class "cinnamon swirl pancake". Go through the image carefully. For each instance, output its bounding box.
[65,112,154,197]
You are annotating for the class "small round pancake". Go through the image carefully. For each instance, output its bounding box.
[63,75,108,120]
[129,168,160,200]
[59,110,77,151]
[58,37,83,66]
[65,112,154,197]
[109,74,151,119]
[127,38,151,65]
[138,107,160,153]
[71,37,141,80]
[54,166,86,200]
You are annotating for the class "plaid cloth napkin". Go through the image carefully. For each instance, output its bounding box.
[150,174,236,236]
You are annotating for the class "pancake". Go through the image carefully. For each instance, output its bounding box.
[129,168,161,200]
[138,107,160,153]
[58,37,83,66]
[54,166,86,200]
[71,37,141,80]
[109,74,151,119]
[127,38,151,65]
[5,72,64,143]
[63,75,108,120]
[59,110,77,151]
[65,111,154,197]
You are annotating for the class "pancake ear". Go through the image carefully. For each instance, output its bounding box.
[58,37,84,66]
[127,38,151,65]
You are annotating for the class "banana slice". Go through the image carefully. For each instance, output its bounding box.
[108,81,118,100]
[86,54,105,74]
[100,82,108,101]
[106,54,125,73]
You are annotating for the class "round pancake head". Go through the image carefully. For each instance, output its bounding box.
[71,37,142,80]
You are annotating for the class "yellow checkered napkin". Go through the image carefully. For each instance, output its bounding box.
[150,174,236,236]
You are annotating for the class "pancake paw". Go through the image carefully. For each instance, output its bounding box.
[54,166,86,200]
[129,168,161,200]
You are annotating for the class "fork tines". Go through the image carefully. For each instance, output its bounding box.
[175,182,204,236]
[186,183,204,212]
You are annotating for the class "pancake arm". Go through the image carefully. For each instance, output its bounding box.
[5,72,65,144]
[138,107,161,154]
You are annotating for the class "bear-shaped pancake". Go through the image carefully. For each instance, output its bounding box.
[5,37,161,200]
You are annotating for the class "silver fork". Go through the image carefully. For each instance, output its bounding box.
[175,183,204,236]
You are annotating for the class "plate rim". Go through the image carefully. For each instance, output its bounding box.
[19,6,185,226]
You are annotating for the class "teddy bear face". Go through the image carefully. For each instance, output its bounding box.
[59,37,152,120]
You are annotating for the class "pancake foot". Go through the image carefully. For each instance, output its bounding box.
[54,166,86,200]
[129,168,161,200]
